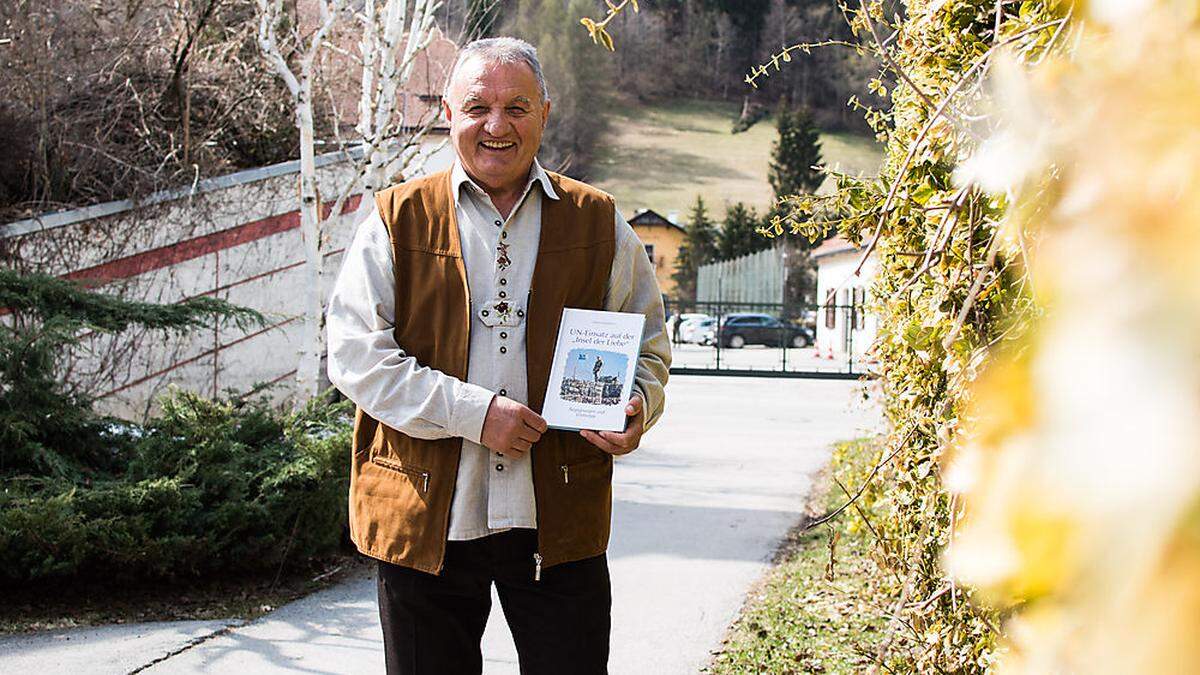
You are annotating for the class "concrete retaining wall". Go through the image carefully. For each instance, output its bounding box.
[1,140,454,419]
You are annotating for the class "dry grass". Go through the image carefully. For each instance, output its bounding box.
[591,99,882,218]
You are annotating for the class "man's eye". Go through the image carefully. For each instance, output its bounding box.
[508,107,528,115]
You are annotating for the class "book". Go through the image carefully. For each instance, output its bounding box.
[542,308,645,432]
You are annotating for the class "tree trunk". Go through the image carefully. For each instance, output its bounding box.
[295,78,327,403]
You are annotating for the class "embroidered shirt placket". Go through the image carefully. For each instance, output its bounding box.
[449,163,550,540]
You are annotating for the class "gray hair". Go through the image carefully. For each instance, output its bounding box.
[444,37,549,103]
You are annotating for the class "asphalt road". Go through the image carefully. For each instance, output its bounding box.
[0,375,882,674]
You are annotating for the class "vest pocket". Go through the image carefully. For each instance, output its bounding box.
[370,455,431,494]
[559,453,612,485]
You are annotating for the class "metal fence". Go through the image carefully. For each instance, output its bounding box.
[696,247,784,306]
[663,299,874,379]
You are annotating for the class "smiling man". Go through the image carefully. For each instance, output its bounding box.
[326,38,671,675]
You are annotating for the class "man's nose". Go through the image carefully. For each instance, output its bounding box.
[483,109,506,136]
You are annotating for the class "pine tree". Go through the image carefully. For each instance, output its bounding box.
[0,269,262,480]
[768,105,824,202]
[671,195,718,302]
[717,201,772,261]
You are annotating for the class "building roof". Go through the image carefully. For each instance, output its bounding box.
[628,208,686,233]
[810,235,861,261]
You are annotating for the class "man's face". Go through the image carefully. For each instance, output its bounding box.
[443,57,550,194]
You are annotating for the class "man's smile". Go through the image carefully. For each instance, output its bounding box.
[480,140,517,151]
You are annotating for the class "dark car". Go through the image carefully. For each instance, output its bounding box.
[717,313,813,349]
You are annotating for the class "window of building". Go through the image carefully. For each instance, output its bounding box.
[644,244,655,263]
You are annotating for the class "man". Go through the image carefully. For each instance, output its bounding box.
[326,37,670,675]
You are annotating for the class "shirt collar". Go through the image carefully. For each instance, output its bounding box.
[450,158,560,205]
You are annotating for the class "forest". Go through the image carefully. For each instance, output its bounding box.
[0,0,880,220]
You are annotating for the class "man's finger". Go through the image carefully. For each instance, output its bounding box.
[521,407,549,433]
[598,429,634,452]
[625,395,643,416]
[512,438,532,453]
[517,426,542,444]
[580,429,620,455]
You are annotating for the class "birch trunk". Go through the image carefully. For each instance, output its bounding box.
[295,74,326,400]
[258,0,447,406]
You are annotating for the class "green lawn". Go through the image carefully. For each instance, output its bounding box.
[591,99,882,219]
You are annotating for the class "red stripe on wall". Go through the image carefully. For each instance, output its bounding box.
[58,247,348,346]
[65,194,362,285]
[198,246,347,298]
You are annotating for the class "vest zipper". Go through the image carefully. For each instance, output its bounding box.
[370,456,431,494]
[533,552,543,581]
[561,464,569,484]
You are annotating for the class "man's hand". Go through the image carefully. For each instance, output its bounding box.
[580,393,645,456]
[481,395,548,459]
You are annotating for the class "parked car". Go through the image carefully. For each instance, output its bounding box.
[717,313,813,348]
[667,312,708,343]
[688,317,717,345]
[678,315,715,344]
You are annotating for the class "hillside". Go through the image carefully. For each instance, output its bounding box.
[591,99,882,219]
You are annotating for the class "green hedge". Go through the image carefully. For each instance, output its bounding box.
[0,391,351,586]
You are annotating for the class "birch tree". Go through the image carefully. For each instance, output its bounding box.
[256,0,445,404]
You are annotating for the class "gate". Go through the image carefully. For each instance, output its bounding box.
[663,299,873,379]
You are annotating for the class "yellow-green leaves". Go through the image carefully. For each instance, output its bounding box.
[578,0,639,51]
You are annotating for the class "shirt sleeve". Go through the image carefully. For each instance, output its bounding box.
[604,208,672,431]
[326,208,495,443]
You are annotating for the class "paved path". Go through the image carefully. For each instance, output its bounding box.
[0,375,881,674]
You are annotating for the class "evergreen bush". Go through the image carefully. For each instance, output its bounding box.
[0,270,352,586]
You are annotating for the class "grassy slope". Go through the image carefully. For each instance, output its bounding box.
[591,99,882,218]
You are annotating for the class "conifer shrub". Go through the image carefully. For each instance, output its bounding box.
[0,270,352,586]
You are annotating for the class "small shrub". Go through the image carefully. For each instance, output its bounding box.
[0,392,351,586]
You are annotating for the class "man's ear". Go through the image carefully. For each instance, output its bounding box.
[442,97,453,124]
[541,99,551,130]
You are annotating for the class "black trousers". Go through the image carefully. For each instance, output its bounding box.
[376,528,611,675]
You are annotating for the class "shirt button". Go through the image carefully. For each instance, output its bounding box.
[501,231,508,239]
[500,331,508,339]
[499,278,507,285]
[494,219,502,227]
[499,388,507,396]
[500,346,507,354]
[498,290,507,299]
[482,309,490,317]
[517,309,525,317]
[495,463,505,472]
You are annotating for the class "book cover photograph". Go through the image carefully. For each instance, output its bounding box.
[542,308,645,432]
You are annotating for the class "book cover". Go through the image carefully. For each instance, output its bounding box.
[542,308,645,432]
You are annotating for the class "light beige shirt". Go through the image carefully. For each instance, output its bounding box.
[327,160,670,540]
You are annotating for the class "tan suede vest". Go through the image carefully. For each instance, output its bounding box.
[348,168,617,575]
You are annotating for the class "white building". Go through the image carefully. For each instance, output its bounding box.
[812,236,878,362]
